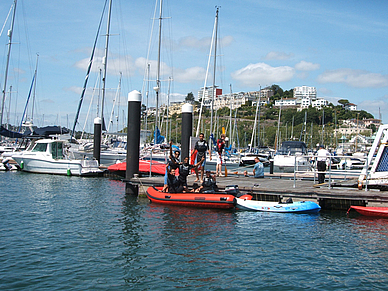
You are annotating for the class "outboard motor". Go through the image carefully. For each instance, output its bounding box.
[225,185,240,196]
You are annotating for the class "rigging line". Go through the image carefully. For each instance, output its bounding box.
[141,0,159,96]
[1,0,17,127]
[81,73,100,139]
[0,4,13,38]
[71,0,108,141]
[195,8,217,138]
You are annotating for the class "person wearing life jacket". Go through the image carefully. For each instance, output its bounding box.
[195,170,218,193]
[193,133,211,183]
[177,156,204,192]
[161,140,181,192]
[166,168,184,193]
[215,134,225,177]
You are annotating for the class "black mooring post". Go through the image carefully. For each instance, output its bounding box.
[181,103,193,161]
[93,117,102,164]
[126,90,142,181]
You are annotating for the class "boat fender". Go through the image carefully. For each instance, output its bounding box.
[358,181,363,190]
[67,168,71,176]
[20,160,24,169]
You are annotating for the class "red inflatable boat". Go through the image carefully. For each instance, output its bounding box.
[348,206,388,218]
[146,186,252,209]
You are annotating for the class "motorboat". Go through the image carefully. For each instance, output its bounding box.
[12,139,103,176]
[146,185,252,209]
[234,197,321,213]
[273,141,312,173]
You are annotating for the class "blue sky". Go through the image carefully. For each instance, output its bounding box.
[0,0,387,132]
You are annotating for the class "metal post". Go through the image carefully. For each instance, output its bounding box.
[93,117,102,164]
[126,90,142,180]
[181,103,193,161]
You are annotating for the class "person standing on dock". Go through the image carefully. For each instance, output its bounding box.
[316,145,330,184]
[215,134,226,177]
[253,157,264,178]
[193,133,211,183]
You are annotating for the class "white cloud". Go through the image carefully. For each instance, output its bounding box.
[295,60,320,71]
[317,69,388,88]
[264,51,294,60]
[74,52,136,78]
[359,98,387,119]
[135,57,205,83]
[231,63,295,87]
[174,67,206,83]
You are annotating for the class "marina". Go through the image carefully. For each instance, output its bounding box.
[1,0,388,289]
[1,171,388,290]
[128,171,388,210]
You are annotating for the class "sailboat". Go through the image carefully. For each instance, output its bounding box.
[193,8,240,173]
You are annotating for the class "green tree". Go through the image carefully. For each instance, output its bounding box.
[338,99,349,106]
[185,92,195,103]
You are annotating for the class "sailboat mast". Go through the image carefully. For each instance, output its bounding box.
[154,0,163,144]
[210,6,219,139]
[31,54,39,124]
[71,0,108,141]
[0,0,17,127]
[145,63,150,134]
[101,0,112,131]
[257,85,261,148]
[229,84,232,144]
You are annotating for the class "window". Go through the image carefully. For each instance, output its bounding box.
[32,143,48,152]
[51,142,64,159]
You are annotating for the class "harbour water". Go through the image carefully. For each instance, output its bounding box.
[1,171,387,290]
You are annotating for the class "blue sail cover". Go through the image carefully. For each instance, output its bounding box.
[154,128,165,144]
[0,126,24,138]
[0,125,69,138]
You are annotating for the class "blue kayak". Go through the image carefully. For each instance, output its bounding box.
[234,197,321,213]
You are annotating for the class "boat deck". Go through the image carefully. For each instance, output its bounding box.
[126,171,388,210]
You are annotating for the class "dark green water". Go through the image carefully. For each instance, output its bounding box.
[1,171,387,290]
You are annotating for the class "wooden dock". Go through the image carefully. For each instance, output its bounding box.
[124,172,388,210]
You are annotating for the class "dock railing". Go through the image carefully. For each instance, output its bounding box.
[293,154,369,190]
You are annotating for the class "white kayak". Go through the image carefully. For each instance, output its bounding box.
[234,197,321,213]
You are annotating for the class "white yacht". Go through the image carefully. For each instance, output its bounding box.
[12,139,103,176]
[273,141,312,173]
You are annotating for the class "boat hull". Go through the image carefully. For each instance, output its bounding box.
[348,206,388,218]
[273,155,311,173]
[146,186,251,209]
[108,160,166,177]
[235,197,321,213]
[12,155,102,176]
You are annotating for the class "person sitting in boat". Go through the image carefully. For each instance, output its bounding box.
[253,157,264,178]
[177,156,204,193]
[166,168,184,193]
[195,170,218,193]
[193,132,211,183]
[162,141,181,192]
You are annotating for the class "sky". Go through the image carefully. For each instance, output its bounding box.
[0,0,387,132]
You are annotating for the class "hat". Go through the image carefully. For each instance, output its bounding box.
[206,169,211,173]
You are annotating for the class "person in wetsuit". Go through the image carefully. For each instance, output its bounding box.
[193,133,211,183]
[176,156,204,192]
[195,170,218,193]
